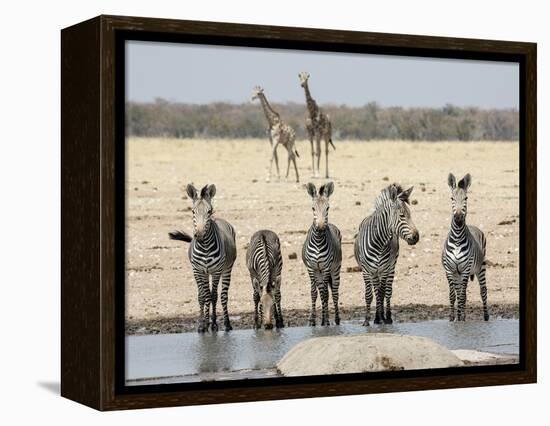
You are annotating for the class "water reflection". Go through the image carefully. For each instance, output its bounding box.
[126,319,519,381]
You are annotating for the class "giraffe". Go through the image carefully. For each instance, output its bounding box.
[251,86,300,182]
[298,72,335,179]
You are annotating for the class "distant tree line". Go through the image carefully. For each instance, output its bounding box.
[126,99,519,141]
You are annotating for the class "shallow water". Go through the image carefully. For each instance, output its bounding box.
[126,319,519,385]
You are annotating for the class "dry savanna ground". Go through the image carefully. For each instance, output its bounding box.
[126,138,520,334]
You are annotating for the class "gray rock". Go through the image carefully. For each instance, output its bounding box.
[277,333,463,376]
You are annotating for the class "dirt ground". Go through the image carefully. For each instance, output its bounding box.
[125,138,520,334]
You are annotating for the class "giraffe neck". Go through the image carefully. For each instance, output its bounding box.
[303,82,319,119]
[258,93,280,127]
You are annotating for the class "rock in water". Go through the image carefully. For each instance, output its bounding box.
[276,333,463,376]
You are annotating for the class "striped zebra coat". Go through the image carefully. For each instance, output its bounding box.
[302,182,342,326]
[246,230,284,329]
[442,173,488,321]
[169,184,236,333]
[354,184,419,325]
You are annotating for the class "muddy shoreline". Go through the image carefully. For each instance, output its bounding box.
[126,302,519,335]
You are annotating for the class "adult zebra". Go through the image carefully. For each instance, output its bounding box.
[302,182,342,326]
[442,173,488,322]
[169,183,237,333]
[246,230,284,329]
[354,183,419,325]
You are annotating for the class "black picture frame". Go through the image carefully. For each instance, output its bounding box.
[61,15,536,411]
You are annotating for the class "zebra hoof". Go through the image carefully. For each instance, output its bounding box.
[374,318,382,325]
[308,317,316,326]
[362,319,370,327]
[484,314,489,321]
[276,320,285,328]
[224,321,233,332]
[197,324,207,333]
[334,317,340,326]
[384,317,393,325]
[211,322,219,332]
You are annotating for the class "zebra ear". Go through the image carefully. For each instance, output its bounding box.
[448,173,456,190]
[201,184,216,200]
[458,174,471,191]
[398,186,413,204]
[186,184,198,201]
[322,181,335,197]
[306,182,317,198]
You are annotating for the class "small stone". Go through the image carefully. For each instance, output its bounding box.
[382,176,389,181]
[288,252,298,260]
[355,201,361,206]
[411,199,418,205]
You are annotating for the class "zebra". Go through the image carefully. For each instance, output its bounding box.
[442,173,488,322]
[168,183,237,333]
[246,230,284,329]
[354,183,419,326]
[302,182,342,326]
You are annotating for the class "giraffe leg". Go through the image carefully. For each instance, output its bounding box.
[315,134,322,178]
[477,264,489,321]
[285,149,291,179]
[324,134,330,179]
[268,142,280,182]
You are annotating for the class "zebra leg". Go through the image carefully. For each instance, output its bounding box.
[253,289,261,329]
[330,270,341,325]
[308,270,317,326]
[373,278,385,324]
[457,275,469,321]
[275,288,284,328]
[477,264,489,321]
[319,280,330,326]
[220,271,233,331]
[383,273,395,324]
[446,272,456,321]
[362,271,373,326]
[210,273,221,332]
[193,270,210,333]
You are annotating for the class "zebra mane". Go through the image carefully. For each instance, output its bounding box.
[374,183,404,210]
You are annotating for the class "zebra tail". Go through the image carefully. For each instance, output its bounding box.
[295,148,300,158]
[168,230,192,243]
[329,139,336,150]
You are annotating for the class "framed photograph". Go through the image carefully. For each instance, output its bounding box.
[61,15,536,410]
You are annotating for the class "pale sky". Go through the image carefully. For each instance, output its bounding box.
[126,40,519,109]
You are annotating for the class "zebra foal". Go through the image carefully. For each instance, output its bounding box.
[246,230,284,329]
[169,183,237,333]
[354,184,419,325]
[302,182,342,326]
[442,173,488,322]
